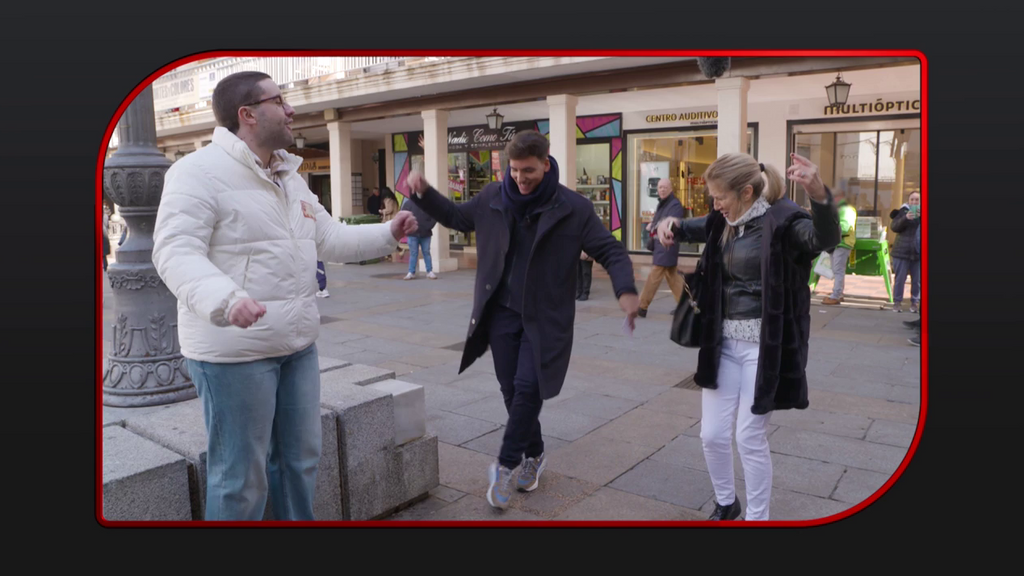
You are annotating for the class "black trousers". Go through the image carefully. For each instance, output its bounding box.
[577,259,593,298]
[102,234,110,271]
[486,303,544,469]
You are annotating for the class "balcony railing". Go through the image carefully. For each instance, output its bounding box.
[150,56,427,114]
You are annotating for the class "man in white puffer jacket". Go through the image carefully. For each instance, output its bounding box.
[152,71,417,521]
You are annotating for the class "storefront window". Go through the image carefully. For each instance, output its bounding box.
[794,127,920,244]
[576,142,613,232]
[879,128,921,246]
[626,128,754,253]
[310,174,331,214]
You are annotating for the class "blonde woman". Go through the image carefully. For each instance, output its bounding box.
[657,152,839,521]
[379,187,400,262]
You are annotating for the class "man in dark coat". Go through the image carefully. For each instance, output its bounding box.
[889,191,921,313]
[365,187,381,217]
[638,178,686,317]
[405,130,638,511]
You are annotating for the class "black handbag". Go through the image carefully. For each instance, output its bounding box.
[670,259,704,348]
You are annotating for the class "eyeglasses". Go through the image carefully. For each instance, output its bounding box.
[242,94,285,108]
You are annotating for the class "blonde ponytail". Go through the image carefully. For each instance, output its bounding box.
[762,163,785,204]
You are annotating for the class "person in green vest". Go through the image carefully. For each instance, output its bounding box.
[822,189,857,305]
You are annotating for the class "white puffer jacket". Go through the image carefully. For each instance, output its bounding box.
[152,127,398,363]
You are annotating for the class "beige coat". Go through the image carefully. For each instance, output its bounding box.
[380,197,398,223]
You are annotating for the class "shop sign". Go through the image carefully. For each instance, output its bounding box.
[824,99,920,115]
[153,69,218,112]
[448,176,465,194]
[299,158,330,173]
[644,110,718,126]
[405,120,541,154]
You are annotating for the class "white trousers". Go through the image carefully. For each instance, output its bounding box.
[700,338,774,520]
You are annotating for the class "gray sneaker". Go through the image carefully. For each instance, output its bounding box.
[517,453,546,492]
[486,462,515,510]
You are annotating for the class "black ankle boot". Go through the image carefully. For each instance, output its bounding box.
[708,499,742,520]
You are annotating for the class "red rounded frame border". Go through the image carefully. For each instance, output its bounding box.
[96,48,928,528]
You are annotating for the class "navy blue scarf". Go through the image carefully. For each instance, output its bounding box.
[501,155,560,222]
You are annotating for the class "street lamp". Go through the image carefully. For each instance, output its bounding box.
[825,72,852,108]
[174,150,185,160]
[486,108,504,130]
[295,133,305,149]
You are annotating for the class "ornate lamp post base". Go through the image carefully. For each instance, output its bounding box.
[102,86,195,407]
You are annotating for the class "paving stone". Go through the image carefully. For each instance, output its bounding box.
[768,453,846,499]
[609,458,716,510]
[642,388,704,419]
[428,485,466,503]
[421,383,489,412]
[426,409,500,446]
[459,427,568,459]
[423,495,546,521]
[402,364,471,386]
[550,393,642,420]
[768,408,873,439]
[400,349,465,369]
[591,408,698,450]
[447,372,502,394]
[864,419,917,448]
[831,363,921,387]
[314,327,370,344]
[333,350,396,367]
[507,472,601,519]
[680,421,781,440]
[437,443,499,498]
[761,487,853,521]
[804,389,920,424]
[554,487,707,521]
[567,375,669,402]
[375,361,420,376]
[102,404,176,428]
[695,480,851,521]
[807,375,896,402]
[770,427,909,474]
[887,384,920,405]
[649,434,725,474]
[832,467,892,505]
[536,407,609,442]
[450,395,514,426]
[386,495,451,521]
[547,432,659,486]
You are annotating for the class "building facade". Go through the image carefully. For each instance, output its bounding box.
[109,55,921,268]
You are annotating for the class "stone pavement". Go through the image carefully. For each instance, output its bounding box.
[101,258,921,522]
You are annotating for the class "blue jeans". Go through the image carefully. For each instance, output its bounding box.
[892,257,921,306]
[316,261,326,291]
[186,343,322,521]
[407,235,432,274]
